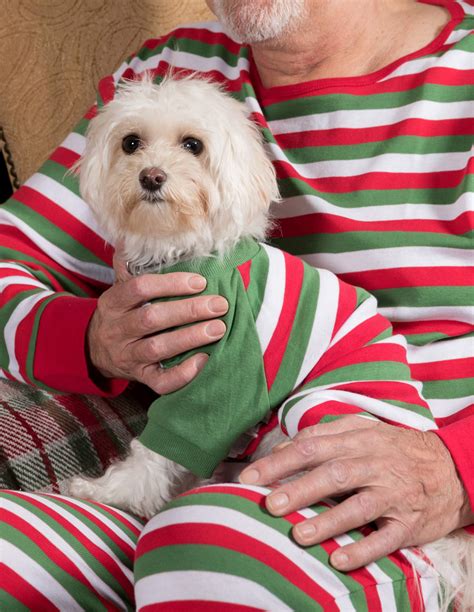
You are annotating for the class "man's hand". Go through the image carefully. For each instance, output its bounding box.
[87,247,228,394]
[240,416,474,571]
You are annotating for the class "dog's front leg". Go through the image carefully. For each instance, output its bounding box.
[68,439,198,518]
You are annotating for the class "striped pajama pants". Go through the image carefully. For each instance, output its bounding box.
[0,485,440,611]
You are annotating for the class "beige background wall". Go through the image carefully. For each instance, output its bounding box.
[0,0,212,183]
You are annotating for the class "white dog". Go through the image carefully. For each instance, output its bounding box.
[70,74,472,611]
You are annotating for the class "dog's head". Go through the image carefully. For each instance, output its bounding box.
[76,74,279,266]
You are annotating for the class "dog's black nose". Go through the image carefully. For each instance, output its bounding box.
[139,167,167,191]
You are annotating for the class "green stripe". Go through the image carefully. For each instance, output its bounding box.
[264,84,473,120]
[0,288,42,371]
[137,544,325,610]
[372,286,473,308]
[422,377,474,400]
[277,177,471,205]
[40,160,81,196]
[5,197,109,267]
[269,265,320,406]
[0,248,90,296]
[2,493,133,607]
[271,231,472,255]
[304,361,413,388]
[0,590,30,611]
[245,245,270,318]
[283,135,473,163]
[1,519,108,610]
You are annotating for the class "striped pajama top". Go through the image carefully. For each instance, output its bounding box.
[0,0,472,496]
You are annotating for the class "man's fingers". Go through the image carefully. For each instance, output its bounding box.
[122,295,228,338]
[265,457,378,516]
[329,523,405,572]
[106,272,208,311]
[141,353,209,395]
[240,431,352,486]
[293,491,386,546]
[130,319,226,365]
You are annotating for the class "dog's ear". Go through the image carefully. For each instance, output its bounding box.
[72,110,115,217]
[211,102,280,239]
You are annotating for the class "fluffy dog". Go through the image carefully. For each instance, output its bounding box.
[69,74,472,611]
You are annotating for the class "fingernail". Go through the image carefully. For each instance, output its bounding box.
[267,493,289,511]
[193,353,208,372]
[189,275,206,290]
[239,468,260,484]
[295,523,316,540]
[206,320,225,338]
[331,552,349,569]
[208,297,228,314]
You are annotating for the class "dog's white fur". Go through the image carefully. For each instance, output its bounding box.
[69,75,472,610]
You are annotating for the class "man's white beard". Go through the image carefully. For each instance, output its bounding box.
[212,0,306,44]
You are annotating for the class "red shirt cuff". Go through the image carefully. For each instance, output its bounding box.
[33,295,128,396]
[433,415,474,511]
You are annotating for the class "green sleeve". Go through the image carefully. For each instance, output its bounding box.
[138,267,270,478]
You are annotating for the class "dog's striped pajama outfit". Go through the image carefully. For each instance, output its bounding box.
[1,0,473,608]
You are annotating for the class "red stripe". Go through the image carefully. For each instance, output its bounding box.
[143,26,242,56]
[273,210,474,238]
[50,147,80,169]
[2,510,115,607]
[297,402,365,430]
[141,603,261,611]
[331,281,358,341]
[0,563,58,611]
[393,319,473,338]
[138,523,340,609]
[275,159,473,193]
[263,252,305,389]
[4,491,134,601]
[303,314,392,385]
[435,403,474,428]
[14,294,47,385]
[276,118,474,149]
[237,259,252,291]
[40,495,136,559]
[410,356,474,382]
[12,187,113,265]
[339,266,473,290]
[0,225,109,293]
[332,381,430,407]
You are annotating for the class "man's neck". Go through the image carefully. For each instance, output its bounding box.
[250,0,449,88]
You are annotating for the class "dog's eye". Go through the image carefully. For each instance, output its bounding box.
[122,134,142,155]
[181,137,203,156]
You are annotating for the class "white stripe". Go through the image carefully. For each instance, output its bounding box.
[268,99,472,134]
[1,540,83,611]
[271,191,472,222]
[0,211,114,284]
[0,276,49,291]
[2,498,127,609]
[329,294,378,348]
[402,548,441,612]
[380,304,474,324]
[24,173,105,239]
[428,395,474,418]
[255,245,286,353]
[60,132,86,156]
[407,334,474,363]
[281,390,435,437]
[142,502,355,603]
[24,494,133,583]
[136,570,292,609]
[130,47,250,82]
[294,269,339,387]
[4,292,52,382]
[302,246,473,274]
[42,494,139,549]
[269,145,469,178]
[380,47,473,81]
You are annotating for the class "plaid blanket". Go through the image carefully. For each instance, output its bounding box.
[0,379,150,493]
